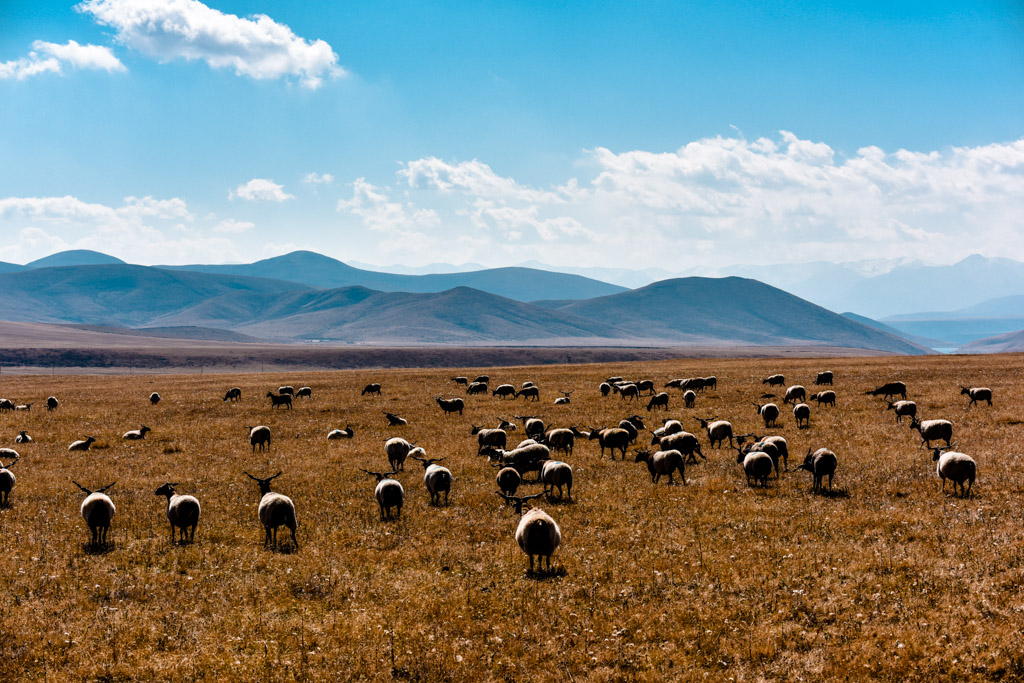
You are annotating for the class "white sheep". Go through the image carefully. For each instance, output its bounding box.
[223,387,242,402]
[886,400,917,424]
[783,385,806,405]
[795,448,837,492]
[472,426,507,454]
[932,446,976,497]
[296,386,313,398]
[694,416,733,449]
[652,431,704,463]
[362,469,404,519]
[244,471,298,549]
[14,403,31,411]
[278,386,295,396]
[122,425,151,440]
[46,396,59,411]
[793,403,811,429]
[909,417,953,449]
[542,427,575,456]
[0,452,18,505]
[498,495,561,574]
[411,454,453,506]
[246,425,271,452]
[809,391,836,407]
[385,437,415,472]
[0,399,13,412]
[959,386,992,407]
[540,460,573,500]
[72,480,116,547]
[149,392,161,405]
[737,450,773,487]
[752,402,781,428]
[15,430,32,444]
[68,436,96,452]
[588,427,631,460]
[493,384,517,399]
[327,426,354,440]
[154,482,201,543]
[683,390,696,408]
[383,411,407,426]
[634,449,685,485]
[496,467,522,497]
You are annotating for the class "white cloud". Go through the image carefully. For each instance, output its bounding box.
[229,178,294,202]
[0,40,124,80]
[77,0,343,88]
[213,218,255,233]
[303,172,334,185]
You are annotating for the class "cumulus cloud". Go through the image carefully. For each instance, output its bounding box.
[77,0,343,88]
[229,178,294,202]
[0,40,125,80]
[213,218,255,233]
[303,172,334,185]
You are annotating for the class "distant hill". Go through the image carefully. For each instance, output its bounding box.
[959,328,1024,354]
[840,312,949,349]
[26,249,126,268]
[159,250,627,302]
[0,261,26,274]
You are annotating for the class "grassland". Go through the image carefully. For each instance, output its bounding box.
[0,353,1022,681]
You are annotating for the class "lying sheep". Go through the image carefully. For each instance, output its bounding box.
[223,387,242,402]
[0,453,18,505]
[362,469,404,519]
[752,402,781,428]
[496,467,522,497]
[435,396,464,416]
[383,411,408,427]
[646,392,669,412]
[493,384,517,400]
[154,482,201,543]
[886,400,917,424]
[296,386,312,398]
[266,391,292,410]
[783,385,806,405]
[554,390,574,405]
[246,425,271,452]
[793,403,811,429]
[244,471,298,549]
[123,425,151,440]
[15,430,32,444]
[411,454,453,506]
[362,383,382,396]
[796,448,837,492]
[683,390,696,408]
[385,437,416,472]
[810,391,836,407]
[932,446,976,497]
[960,385,992,408]
[497,418,517,432]
[694,416,733,449]
[327,426,354,440]
[540,460,573,500]
[68,436,96,452]
[910,417,953,449]
[634,449,685,485]
[14,403,31,411]
[149,392,161,405]
[72,480,116,547]
[472,426,507,454]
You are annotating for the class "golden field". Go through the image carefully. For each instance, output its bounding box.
[0,353,1022,681]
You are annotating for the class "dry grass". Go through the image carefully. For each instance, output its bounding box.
[1,353,1023,681]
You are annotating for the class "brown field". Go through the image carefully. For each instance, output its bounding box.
[0,353,1022,681]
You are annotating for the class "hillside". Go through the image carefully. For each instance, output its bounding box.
[958,328,1024,354]
[26,249,126,268]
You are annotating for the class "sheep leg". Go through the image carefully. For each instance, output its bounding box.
[169,522,176,544]
[289,524,298,549]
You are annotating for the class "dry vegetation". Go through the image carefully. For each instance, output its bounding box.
[0,353,1022,681]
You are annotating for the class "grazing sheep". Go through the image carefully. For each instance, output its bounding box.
[614,383,640,401]
[703,376,718,391]
[665,378,683,389]
[652,431,704,463]
[0,399,14,413]
[752,402,781,428]
[122,425,151,440]
[796,448,837,492]
[910,417,953,449]
[72,480,116,547]
[435,396,465,416]
[510,502,561,574]
[793,403,811,429]
[932,446,976,497]
[694,416,733,449]
[681,378,706,392]
[737,450,773,487]
[762,374,785,387]
[274,386,293,396]
[606,376,624,384]
[46,396,59,411]
[472,426,508,454]
[411,454,453,506]
[516,386,540,402]
[646,392,669,412]
[521,381,536,390]
[960,385,992,408]
[738,434,789,473]
[887,400,917,424]
[496,467,522,496]
[327,426,354,440]
[246,425,271,452]
[783,385,806,406]
[683,390,696,408]
[296,386,312,398]
[149,392,161,405]
[466,381,488,395]
[815,371,834,386]
[810,391,836,407]
[542,428,575,456]
[540,460,573,500]
[362,383,382,396]
[518,416,546,439]
[652,419,684,440]
[489,442,551,479]
[68,436,96,452]
[383,411,408,427]
[599,382,612,397]
[634,449,685,485]
[15,431,32,444]
[266,392,292,410]
[636,379,656,395]
[865,382,907,401]
[473,375,490,384]
[223,387,242,402]
[616,419,639,444]
[384,437,416,472]
[0,453,18,505]
[14,403,31,411]
[243,471,298,549]
[493,384,517,400]
[451,376,469,386]
[154,482,201,543]
[554,390,574,405]
[362,469,404,519]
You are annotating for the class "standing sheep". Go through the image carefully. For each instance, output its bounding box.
[472,426,508,454]
[634,449,685,485]
[959,386,992,408]
[646,392,669,412]
[865,382,907,401]
[223,387,242,402]
[652,431,704,463]
[793,403,811,429]
[149,392,161,405]
[266,392,292,410]
[588,427,630,460]
[296,387,313,399]
[683,390,696,408]
[385,437,415,472]
[814,371,834,386]
[246,425,271,452]
[72,480,116,547]
[46,396,59,411]
[752,402,781,428]
[694,416,733,449]
[493,384,517,400]
[599,382,612,397]
[361,469,404,519]
[810,391,836,408]
[362,383,382,396]
[411,454,453,506]
[762,374,785,387]
[244,471,298,550]
[435,396,465,416]
[737,450,773,488]
[451,376,469,386]
[154,482,201,543]
[496,467,522,497]
[540,460,573,500]
[932,446,976,497]
[796,448,837,492]
[783,385,806,406]
[509,498,561,574]
[0,453,18,506]
[909,417,953,449]
[466,381,488,395]
[516,386,540,402]
[886,400,917,424]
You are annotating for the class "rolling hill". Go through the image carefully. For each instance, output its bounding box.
[26,249,126,268]
[959,328,1024,354]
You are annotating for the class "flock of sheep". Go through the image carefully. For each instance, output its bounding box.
[0,369,990,574]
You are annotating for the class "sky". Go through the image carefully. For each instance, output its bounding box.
[1,0,1022,269]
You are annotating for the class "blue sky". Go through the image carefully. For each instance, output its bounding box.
[1,0,1022,268]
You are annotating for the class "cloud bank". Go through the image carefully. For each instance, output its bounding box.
[0,40,125,80]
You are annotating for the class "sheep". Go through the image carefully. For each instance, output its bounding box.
[72,480,116,547]
[362,383,382,396]
[636,379,656,395]
[149,392,161,405]
[910,417,953,449]
[472,425,508,454]
[383,411,408,427]
[887,400,917,424]
[451,376,469,386]
[246,425,271,452]
[327,425,354,440]
[496,467,522,497]
[154,482,201,543]
[521,381,536,390]
[46,396,59,411]
[615,383,640,401]
[14,403,31,411]
[932,446,976,497]
[762,374,785,387]
[516,386,540,402]
[362,469,404,519]
[796,448,837,492]
[815,371,834,386]
[493,384,517,399]
[681,378,705,392]
[277,386,295,396]
[15,431,32,443]
[683,390,696,408]
[0,399,15,413]
[703,376,718,391]
[694,416,733,449]
[737,450,773,487]
[865,382,907,401]
[0,453,18,505]
[737,434,789,473]
[624,414,646,430]
[810,391,836,407]
[646,392,669,412]
[793,403,811,429]
[488,442,551,478]
[652,419,684,440]
[509,501,561,574]
[384,437,415,472]
[517,416,546,439]
[542,428,575,456]
[473,375,490,384]
[243,471,298,549]
[497,418,517,432]
[540,460,573,500]
[783,385,806,406]
[266,392,292,410]
[68,436,96,452]
[554,390,574,405]
[436,396,465,416]
[752,402,781,428]
[122,425,151,440]
[665,378,683,389]
[960,385,992,408]
[466,381,488,395]
[296,386,312,399]
[651,430,704,464]
[634,449,685,485]
[411,454,453,506]
[606,376,624,384]
[223,387,242,402]
[599,382,612,396]
[614,418,639,445]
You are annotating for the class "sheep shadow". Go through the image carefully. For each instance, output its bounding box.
[525,566,567,581]
[81,542,116,555]
[266,543,299,555]
[812,487,851,499]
